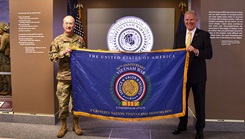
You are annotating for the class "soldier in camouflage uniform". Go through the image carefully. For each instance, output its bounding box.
[49,15,86,138]
[0,22,11,96]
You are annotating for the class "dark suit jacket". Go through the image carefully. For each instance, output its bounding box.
[174,28,213,83]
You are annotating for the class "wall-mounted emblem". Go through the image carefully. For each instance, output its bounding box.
[107,16,154,52]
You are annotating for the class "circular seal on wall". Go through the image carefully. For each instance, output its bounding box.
[107,16,154,52]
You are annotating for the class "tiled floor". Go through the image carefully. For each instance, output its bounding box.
[0,115,244,139]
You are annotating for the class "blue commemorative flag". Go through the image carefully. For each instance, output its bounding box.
[71,49,189,121]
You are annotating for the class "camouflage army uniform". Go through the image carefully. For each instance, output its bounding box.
[49,33,86,119]
[0,22,11,95]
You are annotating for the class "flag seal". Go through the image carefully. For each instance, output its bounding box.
[110,63,152,107]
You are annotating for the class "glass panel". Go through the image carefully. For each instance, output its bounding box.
[0,0,12,112]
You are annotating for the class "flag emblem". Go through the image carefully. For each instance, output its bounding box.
[114,72,146,105]
[110,63,151,107]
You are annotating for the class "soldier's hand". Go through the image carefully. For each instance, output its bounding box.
[63,47,72,54]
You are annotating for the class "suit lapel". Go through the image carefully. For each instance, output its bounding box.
[191,28,200,45]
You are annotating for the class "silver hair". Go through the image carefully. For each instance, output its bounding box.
[184,10,197,16]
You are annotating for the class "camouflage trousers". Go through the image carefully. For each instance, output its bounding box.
[0,63,11,95]
[0,75,11,95]
[56,80,74,119]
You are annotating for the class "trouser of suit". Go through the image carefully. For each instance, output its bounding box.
[178,82,206,132]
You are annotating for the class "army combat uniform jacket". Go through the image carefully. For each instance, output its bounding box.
[0,32,10,65]
[49,33,86,81]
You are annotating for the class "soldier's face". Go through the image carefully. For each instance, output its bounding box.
[63,18,75,33]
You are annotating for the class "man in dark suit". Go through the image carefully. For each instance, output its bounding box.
[172,10,213,139]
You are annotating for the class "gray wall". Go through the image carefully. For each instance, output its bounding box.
[199,0,245,120]
[87,8,174,50]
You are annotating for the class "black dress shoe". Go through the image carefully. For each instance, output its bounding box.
[195,132,204,139]
[172,127,187,135]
